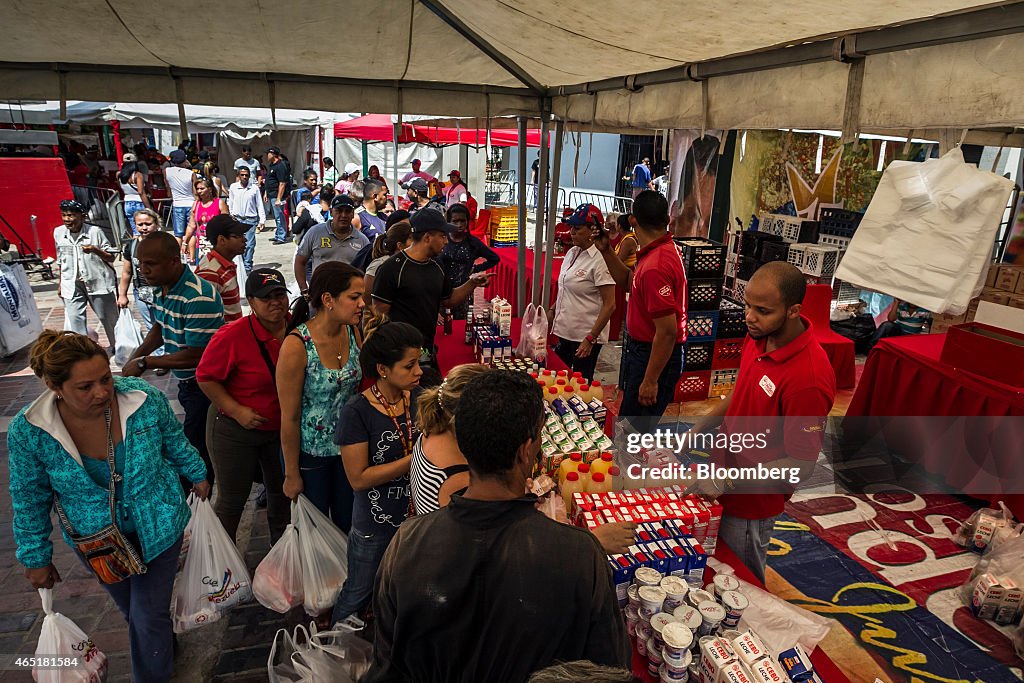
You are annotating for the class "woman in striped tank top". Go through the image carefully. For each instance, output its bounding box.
[409,363,492,515]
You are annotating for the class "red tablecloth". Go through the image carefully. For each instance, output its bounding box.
[435,318,568,376]
[845,333,1024,518]
[630,540,850,682]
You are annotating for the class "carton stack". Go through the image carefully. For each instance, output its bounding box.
[931,263,1024,334]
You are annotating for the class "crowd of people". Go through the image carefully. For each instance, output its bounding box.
[13,141,840,680]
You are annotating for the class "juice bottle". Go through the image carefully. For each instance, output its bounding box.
[607,465,622,491]
[544,386,561,404]
[558,452,582,487]
[563,385,576,402]
[590,451,614,477]
[577,384,594,403]
[562,471,583,512]
[571,371,585,389]
[589,380,604,402]
[576,462,591,492]
[587,471,612,494]
[556,370,569,380]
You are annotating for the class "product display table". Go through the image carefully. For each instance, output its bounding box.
[436,319,569,376]
[845,333,1024,518]
[630,541,850,682]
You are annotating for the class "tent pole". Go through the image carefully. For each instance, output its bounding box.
[516,117,528,316]
[532,113,550,306]
[541,119,564,312]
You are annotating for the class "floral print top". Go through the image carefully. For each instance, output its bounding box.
[295,323,361,457]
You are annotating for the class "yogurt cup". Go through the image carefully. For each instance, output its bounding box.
[664,648,693,674]
[637,632,649,657]
[625,616,638,639]
[636,619,654,642]
[711,574,741,598]
[661,622,695,660]
[673,604,704,632]
[627,584,641,609]
[720,590,749,629]
[696,600,727,637]
[635,567,664,588]
[659,661,689,682]
[660,576,690,612]
[625,605,640,622]
[647,637,664,677]
[639,586,667,617]
[650,612,678,650]
[686,588,715,609]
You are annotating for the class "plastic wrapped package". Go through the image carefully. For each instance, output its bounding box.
[253,523,304,613]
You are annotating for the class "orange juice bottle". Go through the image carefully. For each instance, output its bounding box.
[562,471,583,511]
[558,452,582,487]
[557,370,569,380]
[587,471,612,494]
[539,370,555,388]
[576,462,591,492]
[577,383,594,403]
[590,451,614,477]
[571,371,585,389]
[589,380,604,402]
[544,386,561,404]
[563,385,576,401]
[607,465,622,491]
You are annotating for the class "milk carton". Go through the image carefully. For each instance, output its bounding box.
[996,577,1023,625]
[971,573,1005,620]
[751,658,790,683]
[699,637,736,683]
[777,645,814,682]
[719,661,754,683]
[732,631,769,668]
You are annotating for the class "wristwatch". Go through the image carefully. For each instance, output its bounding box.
[136,357,147,372]
[585,334,596,343]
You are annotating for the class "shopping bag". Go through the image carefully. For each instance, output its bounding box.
[113,309,143,366]
[267,624,312,683]
[958,532,1024,622]
[172,498,252,633]
[33,588,107,682]
[299,622,373,682]
[516,302,536,357]
[527,304,549,363]
[253,522,304,613]
[293,495,349,615]
[952,501,1018,553]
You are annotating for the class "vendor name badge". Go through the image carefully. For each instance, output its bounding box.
[758,375,776,397]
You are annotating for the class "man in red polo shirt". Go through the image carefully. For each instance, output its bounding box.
[595,190,687,432]
[697,261,836,582]
[196,214,246,322]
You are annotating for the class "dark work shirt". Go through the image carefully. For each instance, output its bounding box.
[265,160,291,199]
[439,235,500,289]
[363,495,631,683]
[335,389,421,533]
[372,251,452,351]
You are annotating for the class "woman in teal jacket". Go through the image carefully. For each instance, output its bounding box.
[8,330,209,683]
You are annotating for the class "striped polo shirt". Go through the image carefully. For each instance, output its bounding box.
[196,249,242,322]
[151,267,224,380]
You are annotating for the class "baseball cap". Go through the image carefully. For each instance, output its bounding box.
[412,158,421,165]
[331,194,356,210]
[266,146,281,155]
[245,268,289,298]
[205,214,248,245]
[566,203,604,227]
[343,162,359,175]
[448,169,461,177]
[410,209,457,235]
[407,177,429,194]
[198,150,210,160]
[60,199,85,213]
[122,153,137,163]
[169,149,187,164]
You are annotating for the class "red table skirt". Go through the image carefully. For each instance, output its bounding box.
[630,541,850,682]
[435,318,568,376]
[845,333,1024,518]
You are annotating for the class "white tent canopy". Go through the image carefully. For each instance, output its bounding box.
[2,1,1024,132]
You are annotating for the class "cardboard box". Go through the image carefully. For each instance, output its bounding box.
[1017,273,1024,295]
[1008,295,1024,311]
[940,322,1024,387]
[995,265,1023,292]
[985,264,999,288]
[980,288,1012,306]
[929,312,967,336]
[973,301,1024,335]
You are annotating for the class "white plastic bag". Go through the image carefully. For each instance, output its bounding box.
[293,495,349,615]
[172,498,252,633]
[301,622,373,682]
[952,501,1018,553]
[958,532,1024,619]
[253,522,304,613]
[527,305,549,363]
[33,588,107,682]
[267,624,312,683]
[516,302,536,357]
[113,309,143,366]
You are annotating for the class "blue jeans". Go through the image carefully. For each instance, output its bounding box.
[719,515,776,584]
[178,379,213,488]
[241,222,257,274]
[170,206,191,237]
[99,535,183,683]
[299,451,354,533]
[272,202,288,241]
[618,335,683,433]
[331,524,398,624]
[124,200,145,234]
[132,289,163,356]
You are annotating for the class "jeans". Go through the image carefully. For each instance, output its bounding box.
[272,202,288,241]
[719,515,776,584]
[98,535,182,683]
[207,411,289,543]
[241,222,257,274]
[170,206,191,238]
[299,451,354,533]
[63,283,118,348]
[177,379,214,489]
[618,335,684,433]
[553,337,603,383]
[331,525,398,624]
[132,289,164,356]
[124,200,145,234]
[867,321,908,353]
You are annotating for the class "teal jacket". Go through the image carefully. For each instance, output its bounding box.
[8,376,207,569]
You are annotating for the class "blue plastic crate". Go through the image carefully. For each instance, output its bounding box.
[686,310,719,342]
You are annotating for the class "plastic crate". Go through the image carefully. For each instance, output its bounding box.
[674,370,712,403]
[758,213,785,238]
[490,239,518,248]
[797,245,840,277]
[709,368,739,397]
[676,238,727,279]
[761,213,818,243]
[805,275,832,287]
[489,206,520,243]
[760,241,790,263]
[818,234,851,252]
[683,341,714,371]
[686,278,724,312]
[832,279,862,304]
[686,310,719,342]
[717,300,747,338]
[724,257,736,279]
[736,256,759,281]
[731,278,749,302]
[819,208,863,238]
[712,339,744,369]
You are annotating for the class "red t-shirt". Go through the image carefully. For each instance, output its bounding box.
[718,316,836,520]
[626,234,687,343]
[195,315,284,430]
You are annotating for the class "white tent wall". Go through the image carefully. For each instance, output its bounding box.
[217,130,313,185]
[329,139,488,198]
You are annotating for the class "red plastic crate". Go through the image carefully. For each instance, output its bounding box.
[674,370,712,403]
[712,339,744,369]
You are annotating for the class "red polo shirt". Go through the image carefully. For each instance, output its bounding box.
[195,314,285,430]
[626,234,688,343]
[718,316,836,520]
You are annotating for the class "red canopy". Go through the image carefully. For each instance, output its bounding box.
[333,114,543,147]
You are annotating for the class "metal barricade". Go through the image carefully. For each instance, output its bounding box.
[484,181,515,207]
[567,191,633,215]
[525,185,567,215]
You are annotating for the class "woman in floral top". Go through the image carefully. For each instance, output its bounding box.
[277,262,364,532]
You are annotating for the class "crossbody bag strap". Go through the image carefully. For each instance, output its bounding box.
[250,316,278,385]
[53,406,118,535]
